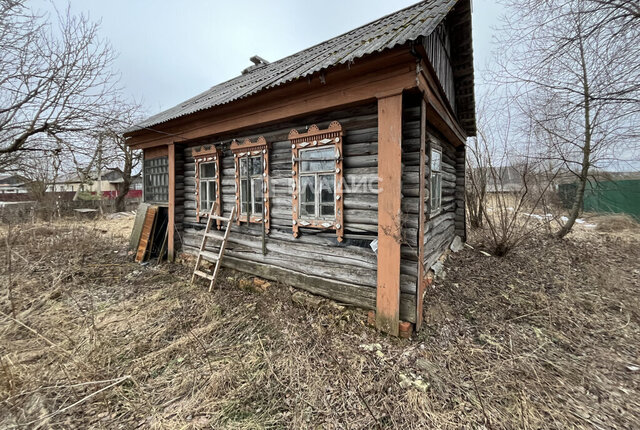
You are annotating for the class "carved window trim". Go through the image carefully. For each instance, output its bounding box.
[230,136,270,233]
[288,121,344,242]
[192,146,222,227]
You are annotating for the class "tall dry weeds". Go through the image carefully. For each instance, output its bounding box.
[0,221,638,428]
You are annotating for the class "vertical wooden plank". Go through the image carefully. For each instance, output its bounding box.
[416,98,427,331]
[376,92,403,336]
[168,143,176,261]
[129,202,150,251]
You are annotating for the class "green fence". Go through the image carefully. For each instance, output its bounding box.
[558,180,640,221]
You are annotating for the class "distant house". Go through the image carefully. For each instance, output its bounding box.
[485,166,523,193]
[125,0,475,336]
[0,175,28,194]
[48,172,142,198]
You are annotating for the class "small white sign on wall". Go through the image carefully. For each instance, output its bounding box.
[370,239,378,254]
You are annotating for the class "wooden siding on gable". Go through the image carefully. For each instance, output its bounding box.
[423,20,456,114]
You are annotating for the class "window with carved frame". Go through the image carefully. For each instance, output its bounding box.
[289,121,344,242]
[192,146,222,226]
[230,136,270,233]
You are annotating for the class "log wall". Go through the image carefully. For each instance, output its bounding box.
[173,97,463,325]
[177,103,418,322]
[423,124,460,270]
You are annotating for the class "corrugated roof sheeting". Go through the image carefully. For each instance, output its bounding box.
[130,0,457,132]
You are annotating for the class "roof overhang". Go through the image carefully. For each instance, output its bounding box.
[125,48,422,149]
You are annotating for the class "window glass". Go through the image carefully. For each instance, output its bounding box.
[297,147,338,220]
[319,174,335,217]
[240,157,248,176]
[144,156,169,203]
[240,179,249,214]
[200,181,207,209]
[301,147,334,172]
[253,178,263,214]
[300,176,316,216]
[197,160,218,214]
[430,149,442,212]
[200,162,216,179]
[250,156,262,175]
[238,154,265,216]
[320,204,334,216]
[431,150,441,172]
[208,182,216,209]
[320,175,334,203]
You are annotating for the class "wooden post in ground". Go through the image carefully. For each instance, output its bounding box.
[376,91,403,336]
[168,143,175,261]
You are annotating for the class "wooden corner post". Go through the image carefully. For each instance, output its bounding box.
[168,143,175,261]
[376,91,403,336]
[416,98,427,331]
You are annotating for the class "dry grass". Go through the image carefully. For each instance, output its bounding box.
[591,213,640,232]
[0,219,639,428]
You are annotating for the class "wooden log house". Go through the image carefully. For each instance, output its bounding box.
[124,0,475,336]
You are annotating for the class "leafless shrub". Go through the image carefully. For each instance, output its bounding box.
[467,100,559,256]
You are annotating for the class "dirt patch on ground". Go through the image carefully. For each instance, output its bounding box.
[1,221,639,428]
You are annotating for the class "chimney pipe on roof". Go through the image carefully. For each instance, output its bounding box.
[250,55,269,66]
[242,55,270,74]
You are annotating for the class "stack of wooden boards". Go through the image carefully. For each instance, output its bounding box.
[130,203,168,263]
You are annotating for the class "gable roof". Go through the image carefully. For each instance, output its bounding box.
[130,0,460,133]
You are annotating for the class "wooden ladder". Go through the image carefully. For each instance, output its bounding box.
[191,202,236,291]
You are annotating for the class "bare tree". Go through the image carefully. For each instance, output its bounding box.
[494,0,640,238]
[586,0,640,22]
[465,137,488,229]
[0,1,120,165]
[106,128,142,212]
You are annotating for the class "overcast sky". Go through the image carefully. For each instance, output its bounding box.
[36,0,502,114]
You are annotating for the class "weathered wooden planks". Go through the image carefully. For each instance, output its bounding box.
[135,206,158,262]
[129,203,150,251]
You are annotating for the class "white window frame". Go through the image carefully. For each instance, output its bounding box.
[238,154,264,217]
[198,161,218,213]
[298,146,337,221]
[430,147,442,214]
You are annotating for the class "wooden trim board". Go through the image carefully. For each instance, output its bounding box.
[375,92,403,336]
[168,144,176,261]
